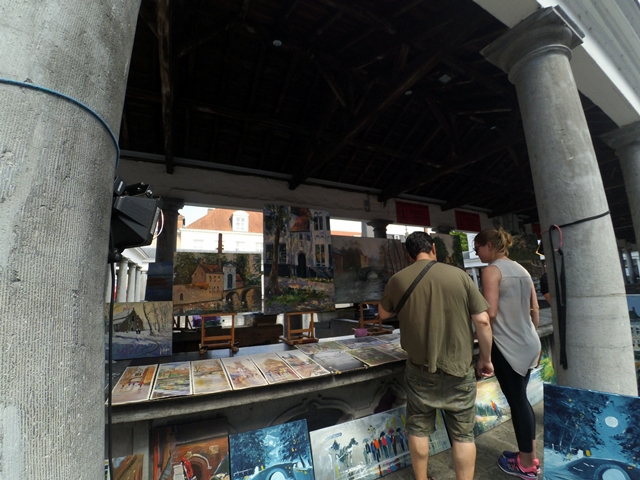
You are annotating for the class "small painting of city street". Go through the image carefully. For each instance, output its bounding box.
[154,418,229,480]
[473,375,511,436]
[173,252,262,315]
[277,350,330,378]
[431,233,464,269]
[332,237,408,304]
[191,359,232,395]
[310,406,449,480]
[150,361,193,400]
[229,419,314,480]
[108,454,144,480]
[307,349,367,374]
[111,365,158,405]
[346,346,399,367]
[221,356,268,390]
[263,204,334,314]
[544,384,640,480]
[105,301,173,360]
[250,353,301,384]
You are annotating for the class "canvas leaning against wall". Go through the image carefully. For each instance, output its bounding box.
[263,204,335,314]
[332,236,408,304]
[544,384,640,480]
[105,301,173,360]
[173,252,262,315]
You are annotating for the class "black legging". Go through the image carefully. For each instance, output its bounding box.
[492,343,535,454]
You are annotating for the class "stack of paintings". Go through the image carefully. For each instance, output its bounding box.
[220,356,268,390]
[191,359,232,395]
[105,301,173,360]
[332,236,408,304]
[544,384,640,479]
[263,204,334,314]
[229,419,315,480]
[111,365,158,405]
[173,251,262,315]
[154,419,229,480]
[150,361,192,400]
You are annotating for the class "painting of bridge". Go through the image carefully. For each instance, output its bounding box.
[332,237,408,304]
[173,251,262,315]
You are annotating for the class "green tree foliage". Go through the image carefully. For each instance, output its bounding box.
[433,237,447,263]
[451,234,464,267]
[278,420,311,467]
[231,430,269,474]
[264,205,290,296]
[450,231,469,252]
[173,252,199,285]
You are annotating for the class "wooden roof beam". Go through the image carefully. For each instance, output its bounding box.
[157,0,174,173]
[316,0,397,34]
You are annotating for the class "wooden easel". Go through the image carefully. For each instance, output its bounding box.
[198,233,239,353]
[358,301,393,336]
[199,313,239,354]
[280,311,319,345]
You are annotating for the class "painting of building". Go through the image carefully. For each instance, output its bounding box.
[544,384,640,479]
[105,302,173,360]
[173,251,262,315]
[431,233,465,269]
[263,204,334,314]
[332,236,408,304]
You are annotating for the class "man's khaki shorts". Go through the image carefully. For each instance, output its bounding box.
[404,361,476,443]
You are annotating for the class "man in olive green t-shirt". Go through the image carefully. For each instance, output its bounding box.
[378,232,493,480]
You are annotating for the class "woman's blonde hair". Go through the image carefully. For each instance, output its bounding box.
[475,228,513,256]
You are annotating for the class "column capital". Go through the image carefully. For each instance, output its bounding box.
[367,219,392,239]
[161,197,185,213]
[602,121,640,152]
[481,7,583,80]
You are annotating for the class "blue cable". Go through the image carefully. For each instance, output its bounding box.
[0,77,120,168]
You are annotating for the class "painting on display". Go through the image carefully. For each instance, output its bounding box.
[220,356,268,390]
[277,350,330,378]
[374,341,408,361]
[544,384,640,479]
[263,204,334,314]
[307,350,368,374]
[294,340,349,355]
[337,336,388,349]
[526,345,557,406]
[105,301,173,360]
[145,261,173,301]
[110,365,158,405]
[431,233,465,269]
[107,454,144,480]
[250,352,301,384]
[474,375,511,436]
[154,418,229,480]
[191,359,232,395]
[346,346,399,367]
[230,419,314,480]
[150,361,192,400]
[332,236,408,304]
[173,252,262,315]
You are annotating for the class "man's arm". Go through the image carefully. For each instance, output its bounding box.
[377,303,395,320]
[471,311,493,378]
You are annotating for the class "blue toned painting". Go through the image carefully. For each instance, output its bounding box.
[229,419,314,480]
[543,384,640,480]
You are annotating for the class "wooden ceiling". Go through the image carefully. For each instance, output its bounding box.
[120,0,634,241]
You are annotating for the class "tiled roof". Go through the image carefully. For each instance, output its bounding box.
[185,208,263,232]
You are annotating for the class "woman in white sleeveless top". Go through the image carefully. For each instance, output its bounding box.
[475,229,541,479]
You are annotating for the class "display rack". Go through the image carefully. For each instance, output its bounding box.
[280,311,319,346]
[358,301,393,336]
[199,313,239,353]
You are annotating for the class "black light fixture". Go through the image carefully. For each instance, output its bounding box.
[109,176,163,261]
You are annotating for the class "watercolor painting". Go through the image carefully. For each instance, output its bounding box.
[108,454,144,480]
[145,261,174,301]
[250,353,301,384]
[374,341,408,361]
[105,301,173,360]
[277,350,330,378]
[230,419,314,480]
[307,350,367,374]
[111,365,158,405]
[295,340,349,355]
[263,204,334,314]
[337,336,388,349]
[191,359,232,395]
[154,418,229,480]
[150,361,192,400]
[220,356,268,390]
[310,406,449,480]
[346,346,399,367]
[332,236,408,304]
[173,252,262,315]
[431,233,465,269]
[474,375,511,436]
[544,384,640,479]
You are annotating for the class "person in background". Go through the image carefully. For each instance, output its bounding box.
[378,232,493,480]
[474,228,541,479]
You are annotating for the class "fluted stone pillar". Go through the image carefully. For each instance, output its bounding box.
[0,1,142,476]
[367,219,392,239]
[156,197,184,263]
[482,7,636,394]
[126,262,137,302]
[116,259,129,302]
[105,266,113,302]
[140,271,148,302]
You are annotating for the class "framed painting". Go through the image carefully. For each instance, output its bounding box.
[263,204,335,314]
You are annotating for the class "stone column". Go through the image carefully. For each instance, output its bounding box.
[116,258,129,302]
[135,266,144,301]
[482,7,636,394]
[367,219,392,239]
[140,271,148,302]
[155,197,184,263]
[0,1,142,476]
[602,121,640,249]
[126,262,137,302]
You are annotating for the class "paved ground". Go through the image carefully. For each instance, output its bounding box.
[385,401,545,480]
